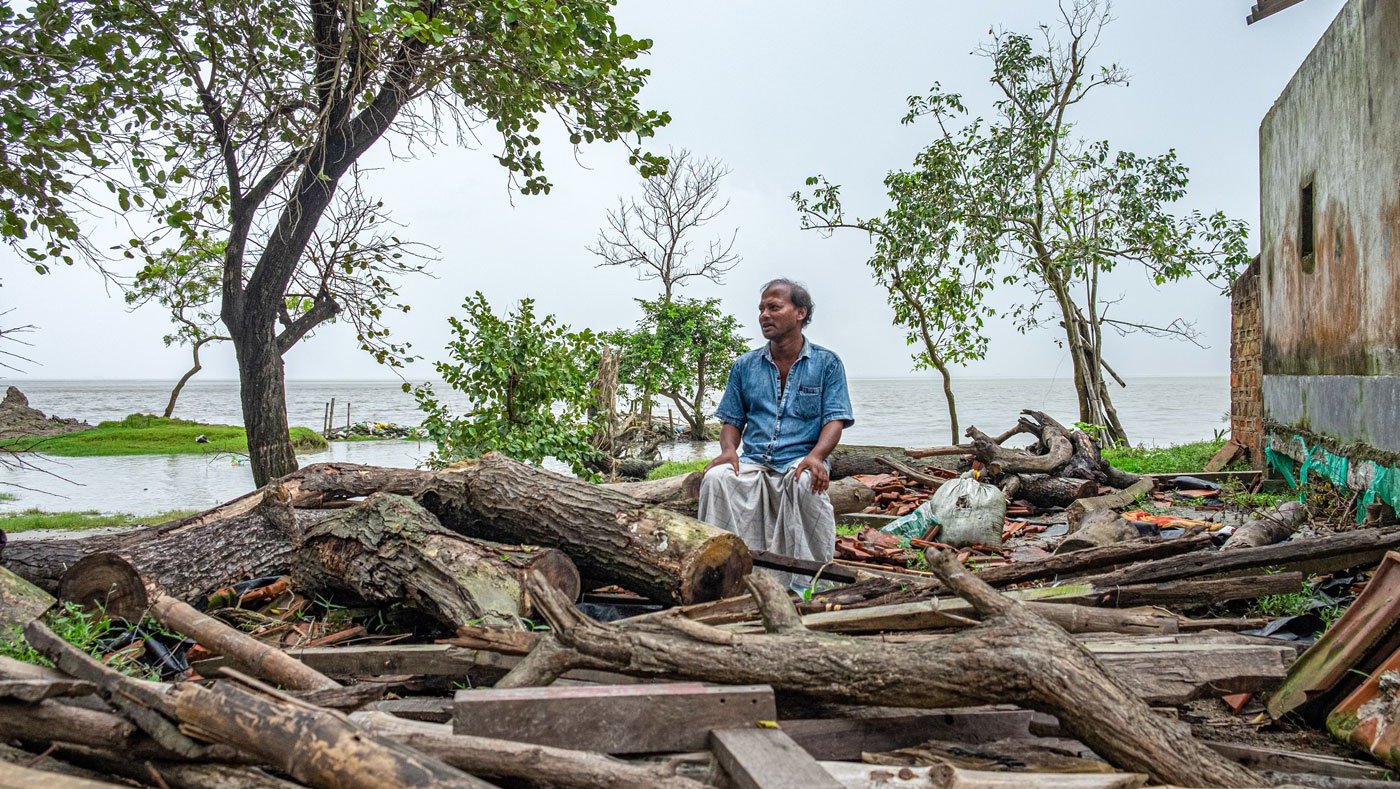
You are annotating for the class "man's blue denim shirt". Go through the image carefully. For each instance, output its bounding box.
[714,339,855,470]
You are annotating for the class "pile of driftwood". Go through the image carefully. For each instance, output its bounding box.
[3,445,1400,788]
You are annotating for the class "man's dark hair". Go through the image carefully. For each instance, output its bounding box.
[760,278,814,327]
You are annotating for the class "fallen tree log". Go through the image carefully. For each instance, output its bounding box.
[292,492,581,629]
[166,679,495,789]
[828,445,960,480]
[497,566,1262,787]
[416,453,750,605]
[1082,526,1400,589]
[1010,473,1097,508]
[1222,501,1307,550]
[56,502,330,622]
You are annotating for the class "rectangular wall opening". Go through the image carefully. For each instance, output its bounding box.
[1300,179,1315,273]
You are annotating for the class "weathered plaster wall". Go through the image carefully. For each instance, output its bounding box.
[1259,0,1400,457]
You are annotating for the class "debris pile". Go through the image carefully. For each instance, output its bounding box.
[3,432,1400,788]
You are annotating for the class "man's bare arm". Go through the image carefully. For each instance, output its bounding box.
[793,420,844,493]
[705,423,744,474]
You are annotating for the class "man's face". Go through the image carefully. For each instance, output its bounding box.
[759,286,807,341]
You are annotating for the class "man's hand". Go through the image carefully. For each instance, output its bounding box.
[793,453,830,494]
[705,448,741,476]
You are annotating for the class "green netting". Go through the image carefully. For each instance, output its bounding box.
[1266,435,1400,522]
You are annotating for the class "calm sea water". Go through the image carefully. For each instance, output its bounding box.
[0,377,1226,515]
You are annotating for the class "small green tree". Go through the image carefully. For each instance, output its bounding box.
[125,238,229,418]
[794,1,1249,446]
[415,294,601,476]
[606,296,747,440]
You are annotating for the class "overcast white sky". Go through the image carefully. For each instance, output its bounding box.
[0,0,1347,382]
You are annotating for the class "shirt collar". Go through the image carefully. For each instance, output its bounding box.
[762,337,811,363]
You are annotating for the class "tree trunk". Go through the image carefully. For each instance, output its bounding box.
[292,492,580,629]
[416,453,750,605]
[57,506,327,622]
[827,477,877,515]
[231,327,299,487]
[165,336,226,418]
[827,445,960,480]
[1221,501,1308,550]
[933,357,959,445]
[502,564,1262,787]
[1008,473,1096,508]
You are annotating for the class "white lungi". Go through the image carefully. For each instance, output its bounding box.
[697,462,836,592]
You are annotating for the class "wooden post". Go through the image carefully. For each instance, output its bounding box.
[328,398,336,437]
[346,401,351,434]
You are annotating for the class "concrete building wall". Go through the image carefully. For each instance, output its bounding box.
[1259,0,1400,467]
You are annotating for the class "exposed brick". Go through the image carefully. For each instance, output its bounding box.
[1230,259,1264,467]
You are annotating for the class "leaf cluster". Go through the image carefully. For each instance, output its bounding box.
[415,293,601,477]
[603,296,748,430]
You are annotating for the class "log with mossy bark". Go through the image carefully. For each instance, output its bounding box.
[416,453,751,605]
[291,492,581,629]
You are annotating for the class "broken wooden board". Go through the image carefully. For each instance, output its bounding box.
[817,760,1147,788]
[711,727,842,789]
[782,708,1036,761]
[1204,441,1244,473]
[453,683,777,754]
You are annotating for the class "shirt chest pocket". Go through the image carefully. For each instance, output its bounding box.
[793,383,823,419]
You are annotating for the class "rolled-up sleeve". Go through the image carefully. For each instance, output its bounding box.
[822,357,855,428]
[714,359,747,428]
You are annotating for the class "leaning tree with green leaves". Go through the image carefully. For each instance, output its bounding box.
[9,0,667,484]
[414,293,601,477]
[605,296,748,440]
[796,0,1248,446]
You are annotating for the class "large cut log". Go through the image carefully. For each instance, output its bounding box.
[497,565,1262,787]
[601,472,703,507]
[292,492,581,629]
[828,476,877,515]
[1222,501,1307,550]
[416,453,750,605]
[56,503,329,622]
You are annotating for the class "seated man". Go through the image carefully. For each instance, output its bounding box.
[698,278,854,591]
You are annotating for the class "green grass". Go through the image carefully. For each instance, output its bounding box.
[2,602,161,678]
[1101,439,1235,475]
[0,413,327,457]
[0,508,198,533]
[646,458,710,480]
[0,492,14,502]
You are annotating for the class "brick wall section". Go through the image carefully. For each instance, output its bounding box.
[1231,258,1264,467]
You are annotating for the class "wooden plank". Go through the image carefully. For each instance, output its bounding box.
[1204,441,1243,472]
[0,758,127,789]
[818,760,1146,788]
[750,550,860,584]
[782,709,1034,760]
[1107,571,1304,608]
[1205,739,1390,780]
[454,683,777,754]
[1066,478,1154,526]
[711,728,842,789]
[368,697,455,723]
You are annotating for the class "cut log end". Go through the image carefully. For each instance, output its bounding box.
[58,553,150,622]
[679,533,753,605]
[522,550,582,604]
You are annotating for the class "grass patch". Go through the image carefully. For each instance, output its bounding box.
[646,458,710,480]
[0,413,327,457]
[1,602,160,678]
[0,492,13,502]
[1101,439,1237,475]
[0,508,198,534]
